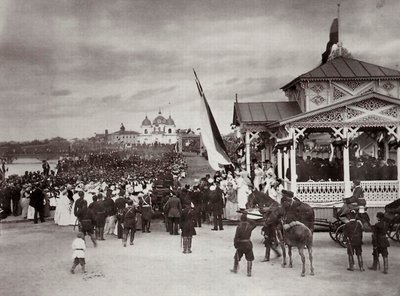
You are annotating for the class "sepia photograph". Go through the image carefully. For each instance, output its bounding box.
[0,1,399,296]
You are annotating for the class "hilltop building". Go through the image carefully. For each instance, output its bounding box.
[95,110,178,146]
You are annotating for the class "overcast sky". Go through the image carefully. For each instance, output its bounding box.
[0,0,399,141]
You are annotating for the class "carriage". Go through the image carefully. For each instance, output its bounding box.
[384,199,400,242]
[324,201,400,247]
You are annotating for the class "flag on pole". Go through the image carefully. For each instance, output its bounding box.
[193,69,232,170]
[321,18,339,64]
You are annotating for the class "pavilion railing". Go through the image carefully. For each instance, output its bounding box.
[297,181,345,203]
[296,180,399,204]
[360,180,398,203]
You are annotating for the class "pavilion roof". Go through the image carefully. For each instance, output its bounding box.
[271,91,400,128]
[233,101,302,126]
[281,57,400,90]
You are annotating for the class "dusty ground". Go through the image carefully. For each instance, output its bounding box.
[0,221,399,296]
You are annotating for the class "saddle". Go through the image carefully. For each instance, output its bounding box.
[283,221,307,231]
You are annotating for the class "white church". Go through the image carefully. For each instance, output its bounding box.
[138,110,178,145]
[97,110,178,146]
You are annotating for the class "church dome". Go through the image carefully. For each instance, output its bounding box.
[153,110,167,126]
[141,116,152,126]
[166,115,175,126]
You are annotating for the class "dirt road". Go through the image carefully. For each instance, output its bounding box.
[1,220,399,296]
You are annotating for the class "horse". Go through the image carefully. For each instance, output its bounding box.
[247,189,278,209]
[262,198,315,277]
[280,195,315,232]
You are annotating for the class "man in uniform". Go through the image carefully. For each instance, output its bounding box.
[208,181,224,231]
[115,192,127,239]
[368,212,390,274]
[230,213,257,277]
[343,210,364,271]
[121,199,139,247]
[93,193,107,240]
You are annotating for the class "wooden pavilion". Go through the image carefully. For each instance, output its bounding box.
[232,56,400,217]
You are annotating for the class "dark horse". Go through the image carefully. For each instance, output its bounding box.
[254,191,315,277]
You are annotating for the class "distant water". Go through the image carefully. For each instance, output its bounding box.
[5,158,58,177]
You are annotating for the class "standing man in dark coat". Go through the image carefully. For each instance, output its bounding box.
[163,193,182,235]
[29,184,45,224]
[121,199,139,247]
[343,210,364,271]
[368,212,390,274]
[208,182,224,231]
[139,192,153,233]
[190,186,202,228]
[181,204,196,254]
[115,193,127,239]
[93,193,107,240]
[231,213,257,277]
[103,195,116,235]
[74,191,86,230]
[77,200,97,247]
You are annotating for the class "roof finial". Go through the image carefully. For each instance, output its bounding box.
[158,107,161,114]
[337,0,342,57]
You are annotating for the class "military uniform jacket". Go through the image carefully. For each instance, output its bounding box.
[79,207,96,231]
[164,196,182,218]
[180,207,196,237]
[122,206,138,229]
[208,187,224,214]
[343,219,363,247]
[234,220,256,250]
[372,220,390,248]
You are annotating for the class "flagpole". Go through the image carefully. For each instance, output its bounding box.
[337,0,342,56]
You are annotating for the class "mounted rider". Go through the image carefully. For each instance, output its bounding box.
[337,180,367,220]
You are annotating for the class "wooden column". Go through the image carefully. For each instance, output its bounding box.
[290,128,297,194]
[277,149,283,179]
[283,149,289,189]
[343,127,351,197]
[261,148,266,168]
[245,130,251,173]
[397,126,400,198]
[384,142,389,162]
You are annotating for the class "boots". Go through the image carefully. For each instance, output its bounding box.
[261,247,270,262]
[383,257,388,274]
[247,261,252,277]
[99,227,105,240]
[82,264,87,274]
[90,234,97,247]
[347,255,354,271]
[182,237,188,254]
[230,259,239,273]
[187,237,192,253]
[368,253,379,271]
[357,255,364,271]
[70,262,78,274]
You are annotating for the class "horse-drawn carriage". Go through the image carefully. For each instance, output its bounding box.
[384,199,400,242]
[318,199,400,247]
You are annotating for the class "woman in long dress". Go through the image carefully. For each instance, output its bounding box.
[54,188,74,226]
[224,181,239,221]
[253,163,264,191]
[236,171,252,209]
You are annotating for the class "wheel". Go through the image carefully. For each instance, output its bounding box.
[335,224,347,248]
[329,220,343,241]
[387,222,400,242]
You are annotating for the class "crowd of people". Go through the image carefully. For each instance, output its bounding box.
[294,156,397,182]
[0,149,397,278]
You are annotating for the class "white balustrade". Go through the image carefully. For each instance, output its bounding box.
[297,181,345,203]
[296,180,399,204]
[360,180,398,202]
